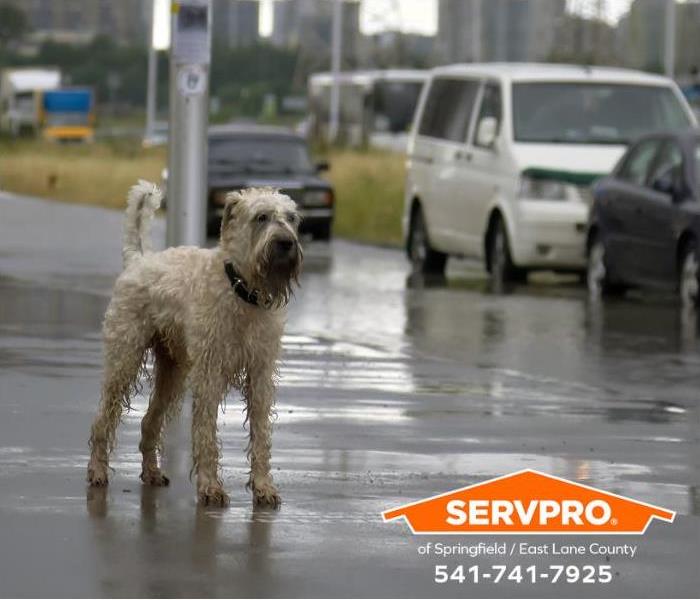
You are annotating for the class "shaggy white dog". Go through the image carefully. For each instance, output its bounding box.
[87,181,302,507]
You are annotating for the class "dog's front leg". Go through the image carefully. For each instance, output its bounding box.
[244,363,281,508]
[190,367,229,507]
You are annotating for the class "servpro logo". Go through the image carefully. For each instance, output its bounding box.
[382,470,675,535]
[444,498,613,528]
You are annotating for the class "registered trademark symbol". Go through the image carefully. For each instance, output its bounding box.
[610,518,618,526]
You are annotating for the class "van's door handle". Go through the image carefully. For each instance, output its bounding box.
[454,151,472,162]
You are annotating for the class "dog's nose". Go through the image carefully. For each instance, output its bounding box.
[274,239,295,254]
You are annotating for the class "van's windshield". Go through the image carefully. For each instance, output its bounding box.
[512,82,692,145]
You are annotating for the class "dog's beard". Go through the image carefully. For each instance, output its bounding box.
[253,243,303,308]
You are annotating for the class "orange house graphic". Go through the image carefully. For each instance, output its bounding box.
[382,469,675,535]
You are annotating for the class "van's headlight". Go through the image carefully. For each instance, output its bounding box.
[518,175,573,201]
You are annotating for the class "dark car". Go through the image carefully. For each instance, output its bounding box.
[205,124,334,239]
[587,129,700,306]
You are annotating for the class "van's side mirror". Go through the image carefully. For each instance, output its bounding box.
[476,116,498,149]
[316,160,330,172]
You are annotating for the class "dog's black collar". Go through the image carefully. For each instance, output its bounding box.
[224,261,267,307]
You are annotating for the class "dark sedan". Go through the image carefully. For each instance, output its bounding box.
[205,125,334,239]
[587,129,700,306]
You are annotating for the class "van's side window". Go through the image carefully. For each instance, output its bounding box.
[473,83,502,148]
[418,78,479,143]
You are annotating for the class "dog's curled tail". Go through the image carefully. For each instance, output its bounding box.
[123,179,162,268]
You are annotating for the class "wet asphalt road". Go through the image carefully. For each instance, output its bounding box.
[0,192,699,598]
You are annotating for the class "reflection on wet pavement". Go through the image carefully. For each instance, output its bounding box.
[0,195,698,597]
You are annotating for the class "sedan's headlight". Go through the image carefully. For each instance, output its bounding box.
[518,175,589,202]
[303,189,333,206]
[212,189,231,206]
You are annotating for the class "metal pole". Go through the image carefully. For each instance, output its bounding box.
[472,0,481,62]
[167,0,211,248]
[664,0,676,78]
[496,0,507,61]
[145,44,157,139]
[328,0,343,144]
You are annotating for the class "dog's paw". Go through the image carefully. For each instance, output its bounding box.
[87,464,109,487]
[198,485,230,507]
[140,469,170,487]
[252,485,282,509]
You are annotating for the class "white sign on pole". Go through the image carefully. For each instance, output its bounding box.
[177,64,207,97]
[172,0,211,65]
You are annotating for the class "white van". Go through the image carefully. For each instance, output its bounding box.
[0,68,61,136]
[403,63,697,283]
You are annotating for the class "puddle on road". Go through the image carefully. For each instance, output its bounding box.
[278,403,410,423]
[0,276,106,340]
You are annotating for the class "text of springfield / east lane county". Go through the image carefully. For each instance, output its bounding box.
[423,542,638,558]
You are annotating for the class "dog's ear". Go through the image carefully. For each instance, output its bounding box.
[221,191,243,229]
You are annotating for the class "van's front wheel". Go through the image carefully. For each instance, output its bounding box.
[408,208,447,275]
[488,218,525,287]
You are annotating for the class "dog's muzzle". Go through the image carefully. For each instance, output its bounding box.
[273,237,295,257]
[271,237,300,267]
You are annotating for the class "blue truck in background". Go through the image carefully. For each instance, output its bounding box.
[39,87,95,142]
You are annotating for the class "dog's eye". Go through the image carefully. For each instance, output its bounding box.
[256,213,269,224]
[286,214,297,224]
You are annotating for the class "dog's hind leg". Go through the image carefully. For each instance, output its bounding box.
[190,363,229,506]
[87,305,152,487]
[244,360,281,509]
[139,342,186,486]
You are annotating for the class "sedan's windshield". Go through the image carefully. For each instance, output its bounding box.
[513,82,692,145]
[209,137,314,174]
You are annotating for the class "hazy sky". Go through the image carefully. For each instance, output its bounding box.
[567,0,633,24]
[259,0,439,36]
[359,0,438,35]
[258,0,646,38]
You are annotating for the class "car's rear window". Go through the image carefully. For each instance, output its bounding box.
[512,82,692,145]
[209,137,314,174]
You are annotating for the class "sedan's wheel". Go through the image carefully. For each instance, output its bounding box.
[408,209,446,275]
[679,243,699,308]
[587,237,607,299]
[207,216,221,238]
[313,222,332,241]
